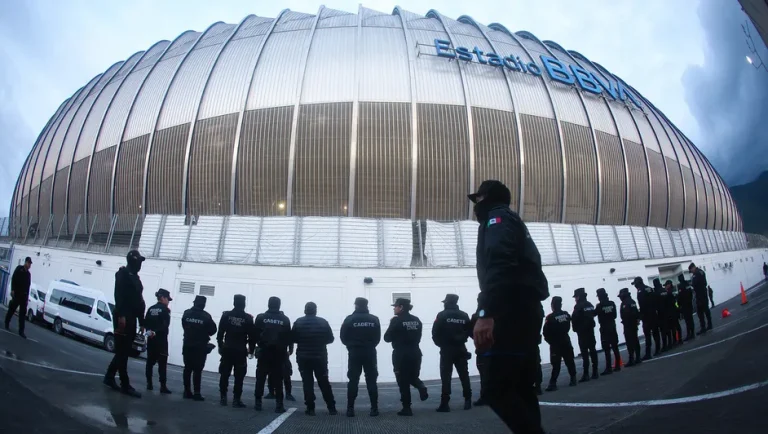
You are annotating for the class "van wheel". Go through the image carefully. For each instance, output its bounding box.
[104,334,116,353]
[54,318,64,335]
[27,309,34,323]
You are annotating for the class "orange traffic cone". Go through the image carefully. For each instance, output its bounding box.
[722,308,731,318]
[740,282,749,305]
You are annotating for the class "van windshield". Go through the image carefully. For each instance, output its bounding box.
[109,303,115,314]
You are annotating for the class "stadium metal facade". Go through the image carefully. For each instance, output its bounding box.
[10,6,743,237]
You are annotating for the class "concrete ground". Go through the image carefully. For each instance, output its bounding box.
[1,281,767,434]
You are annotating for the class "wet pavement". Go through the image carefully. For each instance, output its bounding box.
[1,281,767,433]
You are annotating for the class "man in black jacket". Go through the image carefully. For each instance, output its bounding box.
[340,297,381,417]
[618,288,642,367]
[432,294,472,412]
[595,288,621,375]
[664,280,682,346]
[4,256,32,338]
[632,277,660,360]
[253,296,293,414]
[384,298,428,416]
[469,180,548,434]
[292,302,337,416]
[653,278,671,352]
[265,310,295,402]
[181,295,217,401]
[217,294,254,408]
[677,274,695,341]
[104,250,146,398]
[144,288,172,394]
[542,296,577,391]
[689,263,712,334]
[572,288,598,382]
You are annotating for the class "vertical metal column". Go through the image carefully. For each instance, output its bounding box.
[347,6,363,217]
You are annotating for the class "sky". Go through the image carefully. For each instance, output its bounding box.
[0,0,766,216]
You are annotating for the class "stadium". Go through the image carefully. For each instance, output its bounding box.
[3,6,767,382]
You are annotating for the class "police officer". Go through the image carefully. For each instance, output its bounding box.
[265,358,295,401]
[632,277,660,359]
[432,294,472,412]
[677,274,695,341]
[689,263,713,334]
[653,278,670,352]
[595,288,621,375]
[217,294,254,408]
[618,288,642,367]
[572,288,598,382]
[664,280,683,346]
[469,180,548,433]
[4,256,32,339]
[340,297,381,417]
[253,296,292,414]
[104,250,146,398]
[144,288,172,394]
[292,302,337,416]
[384,298,428,417]
[542,296,577,391]
[181,295,217,401]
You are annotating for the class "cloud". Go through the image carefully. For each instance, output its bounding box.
[683,0,768,186]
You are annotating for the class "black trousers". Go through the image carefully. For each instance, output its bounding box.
[219,349,247,399]
[267,358,293,396]
[697,302,712,330]
[255,348,287,405]
[438,346,472,401]
[146,338,168,385]
[298,357,336,410]
[476,353,489,401]
[346,348,378,408]
[183,347,207,394]
[106,332,136,389]
[392,349,425,408]
[624,326,641,363]
[548,343,576,385]
[641,316,660,356]
[535,345,542,388]
[577,332,598,375]
[599,327,621,369]
[4,298,27,334]
[681,309,695,338]
[658,312,670,348]
[484,354,544,434]
[668,316,682,343]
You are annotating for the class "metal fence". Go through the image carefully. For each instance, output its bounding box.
[3,214,766,268]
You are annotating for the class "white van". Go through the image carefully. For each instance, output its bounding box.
[43,280,146,354]
[26,283,46,323]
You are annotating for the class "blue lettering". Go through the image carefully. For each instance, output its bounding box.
[472,47,487,64]
[527,62,541,76]
[503,56,520,71]
[487,53,503,67]
[569,65,601,95]
[455,46,473,62]
[435,39,454,59]
[540,55,574,85]
[617,81,643,109]
[517,57,527,73]
[592,74,618,100]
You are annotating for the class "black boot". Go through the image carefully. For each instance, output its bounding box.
[418,386,429,401]
[160,383,172,394]
[569,376,578,386]
[286,394,296,402]
[253,400,262,411]
[535,384,543,396]
[183,390,194,400]
[397,407,413,416]
[463,399,472,410]
[103,377,120,391]
[545,383,558,392]
[591,367,599,380]
[346,407,355,417]
[436,398,450,413]
[121,387,142,398]
[642,353,652,361]
[146,379,153,391]
[192,394,205,402]
[233,398,246,408]
[370,407,379,417]
[579,372,590,383]
[220,395,228,406]
[601,367,613,376]
[264,392,275,399]
[305,408,315,416]
[328,406,338,416]
[275,404,286,414]
[473,397,486,406]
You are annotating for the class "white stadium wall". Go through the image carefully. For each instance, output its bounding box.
[7,242,767,383]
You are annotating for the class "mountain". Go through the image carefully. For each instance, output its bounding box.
[730,171,768,236]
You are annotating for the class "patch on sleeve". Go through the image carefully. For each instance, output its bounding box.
[487,217,501,227]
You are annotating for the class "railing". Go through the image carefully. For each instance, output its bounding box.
[6,214,766,268]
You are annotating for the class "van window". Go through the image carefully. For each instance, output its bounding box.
[50,288,95,315]
[31,291,38,301]
[38,291,46,300]
[97,301,111,321]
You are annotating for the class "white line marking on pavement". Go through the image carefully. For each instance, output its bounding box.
[1,329,39,343]
[0,353,102,377]
[540,379,768,407]
[647,323,768,363]
[256,407,296,434]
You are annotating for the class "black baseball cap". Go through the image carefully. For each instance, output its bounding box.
[127,250,146,262]
[155,288,172,301]
[467,180,511,205]
[24,257,32,264]
[392,298,412,308]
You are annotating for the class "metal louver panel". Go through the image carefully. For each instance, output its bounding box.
[179,281,195,294]
[520,114,562,223]
[114,134,150,217]
[199,285,216,297]
[67,158,90,232]
[292,102,352,217]
[87,147,117,216]
[472,107,520,214]
[624,139,650,227]
[596,131,626,225]
[561,121,597,224]
[187,113,238,216]
[355,102,412,218]
[681,166,696,229]
[147,123,189,214]
[666,157,684,229]
[646,149,668,228]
